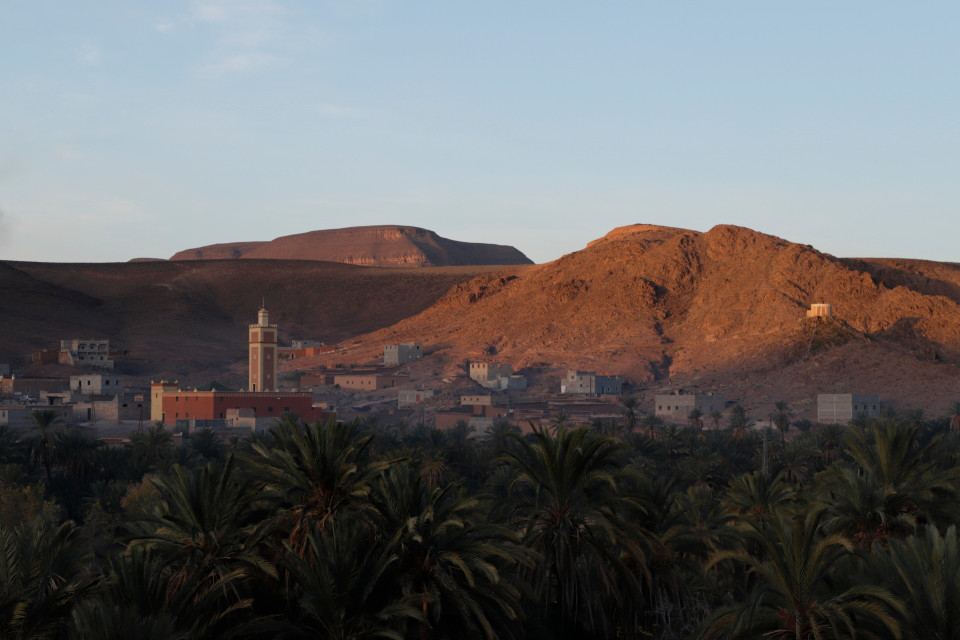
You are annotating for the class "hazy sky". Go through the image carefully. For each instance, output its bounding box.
[1,2,958,264]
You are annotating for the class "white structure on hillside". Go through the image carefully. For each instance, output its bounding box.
[560,370,621,396]
[806,303,833,318]
[469,362,527,391]
[817,394,880,423]
[655,392,725,422]
[384,342,422,366]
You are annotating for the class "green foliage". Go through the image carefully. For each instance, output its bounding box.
[3,410,960,639]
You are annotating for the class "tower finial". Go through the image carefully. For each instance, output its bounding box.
[260,296,265,311]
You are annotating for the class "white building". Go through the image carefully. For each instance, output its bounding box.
[817,394,880,423]
[655,392,725,422]
[384,342,422,366]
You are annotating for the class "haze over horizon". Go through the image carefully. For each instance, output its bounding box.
[2,2,959,265]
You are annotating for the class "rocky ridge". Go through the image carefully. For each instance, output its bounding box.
[169,225,532,268]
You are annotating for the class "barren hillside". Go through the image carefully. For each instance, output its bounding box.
[0,260,506,383]
[292,224,960,414]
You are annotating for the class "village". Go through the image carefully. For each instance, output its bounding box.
[0,301,883,442]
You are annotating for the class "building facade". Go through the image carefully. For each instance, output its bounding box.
[334,374,410,391]
[59,339,114,369]
[398,388,436,407]
[560,370,622,396]
[249,306,278,392]
[655,392,726,423]
[817,394,880,423]
[157,390,314,427]
[384,342,422,366]
[70,374,124,396]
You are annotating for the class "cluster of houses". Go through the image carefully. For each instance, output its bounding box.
[1,300,885,438]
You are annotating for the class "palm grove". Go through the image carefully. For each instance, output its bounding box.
[3,400,960,639]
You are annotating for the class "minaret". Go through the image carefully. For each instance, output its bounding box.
[249,303,278,392]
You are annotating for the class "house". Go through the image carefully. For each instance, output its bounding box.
[654,392,726,423]
[70,374,124,396]
[384,342,422,366]
[560,370,621,396]
[817,394,880,423]
[398,388,436,408]
[59,339,115,369]
[334,374,410,391]
[468,361,527,391]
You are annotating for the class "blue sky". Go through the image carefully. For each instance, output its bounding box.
[1,2,958,264]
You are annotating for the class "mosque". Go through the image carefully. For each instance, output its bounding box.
[150,305,316,428]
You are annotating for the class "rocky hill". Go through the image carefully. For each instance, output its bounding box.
[292,224,960,414]
[169,225,533,267]
[0,260,507,384]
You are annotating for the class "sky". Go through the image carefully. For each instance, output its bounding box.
[1,2,959,264]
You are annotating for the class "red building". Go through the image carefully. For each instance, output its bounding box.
[156,389,314,426]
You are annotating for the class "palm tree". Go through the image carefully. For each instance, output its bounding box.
[688,407,704,431]
[697,509,903,639]
[727,405,750,440]
[815,465,916,548]
[723,471,795,525]
[771,401,793,444]
[247,418,388,554]
[500,424,651,639]
[949,400,960,433]
[282,520,419,640]
[127,423,174,475]
[640,413,664,439]
[71,547,250,640]
[29,409,64,482]
[709,409,723,432]
[129,455,276,602]
[619,396,641,433]
[0,516,95,640]
[373,464,525,640]
[867,525,960,639]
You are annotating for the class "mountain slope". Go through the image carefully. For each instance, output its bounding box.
[170,225,533,267]
[1,260,508,382]
[294,224,960,409]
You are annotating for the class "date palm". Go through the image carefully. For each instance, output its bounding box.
[500,424,651,639]
[727,405,750,440]
[373,464,524,640]
[282,520,419,640]
[771,401,793,444]
[688,407,704,431]
[697,509,903,640]
[619,396,641,433]
[710,409,723,432]
[0,517,94,640]
[724,471,795,525]
[71,548,251,640]
[129,455,275,603]
[949,400,960,433]
[867,525,960,639]
[28,409,64,482]
[247,417,388,555]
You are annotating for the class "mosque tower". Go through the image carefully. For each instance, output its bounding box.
[249,303,278,392]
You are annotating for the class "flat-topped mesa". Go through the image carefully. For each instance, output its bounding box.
[169,225,534,268]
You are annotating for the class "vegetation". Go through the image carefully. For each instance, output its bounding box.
[3,405,960,638]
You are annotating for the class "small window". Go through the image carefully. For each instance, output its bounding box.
[268,407,274,413]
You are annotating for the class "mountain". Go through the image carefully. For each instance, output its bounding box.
[291,224,960,413]
[0,259,509,384]
[169,225,533,267]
